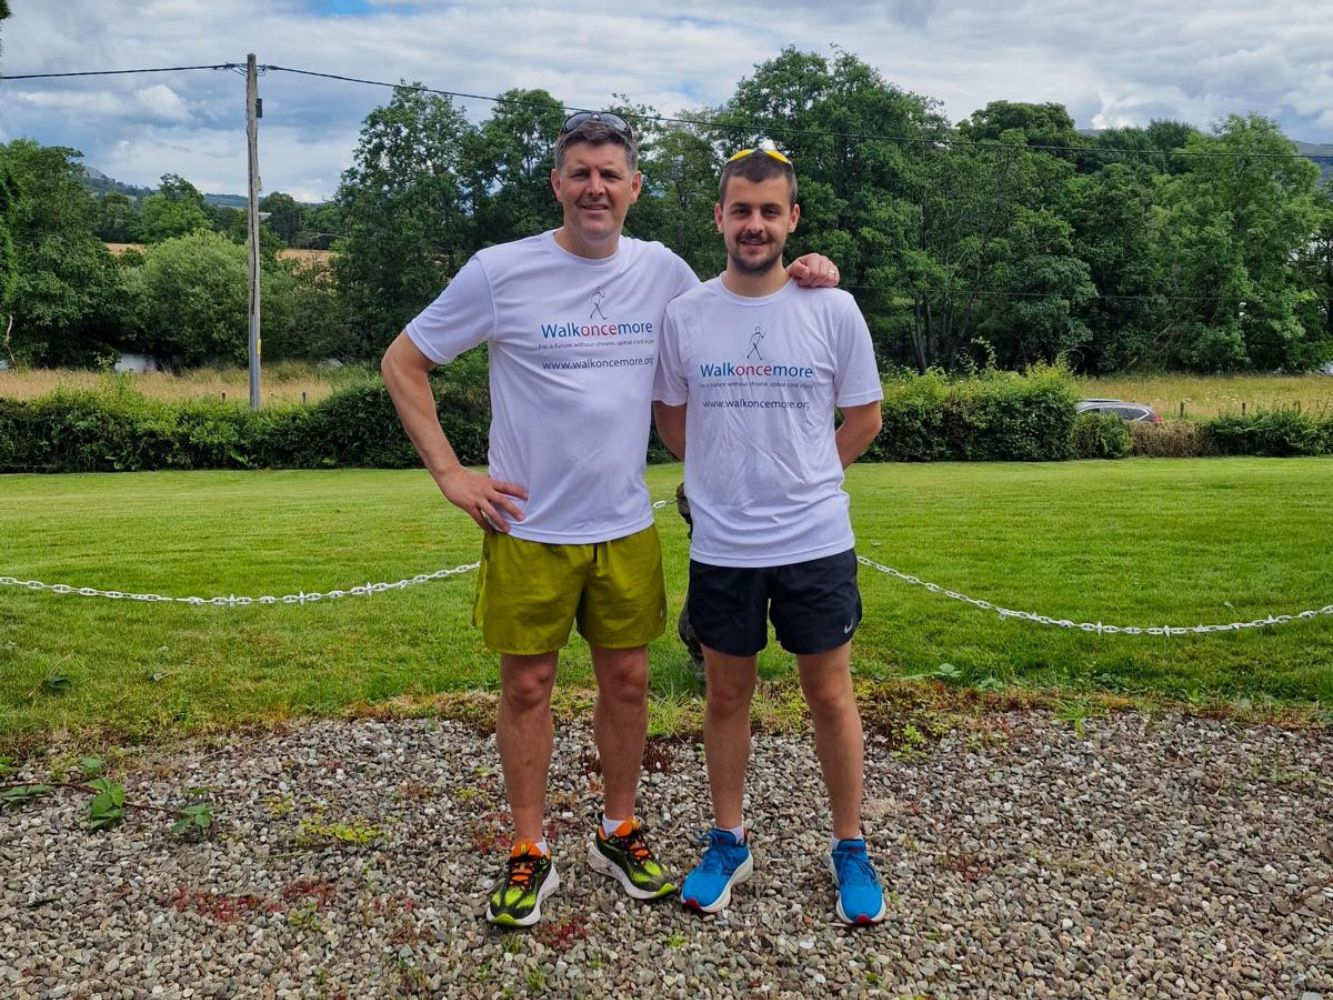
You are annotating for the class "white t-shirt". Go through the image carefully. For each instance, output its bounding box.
[654,278,883,568]
[407,230,698,544]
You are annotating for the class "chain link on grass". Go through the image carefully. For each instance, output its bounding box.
[3,497,1330,633]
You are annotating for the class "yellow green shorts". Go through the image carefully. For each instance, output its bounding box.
[473,525,666,655]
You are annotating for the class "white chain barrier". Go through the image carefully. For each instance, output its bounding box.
[2,498,1331,634]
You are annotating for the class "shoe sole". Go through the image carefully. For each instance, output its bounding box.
[681,853,753,914]
[825,855,886,926]
[487,863,560,928]
[587,837,676,900]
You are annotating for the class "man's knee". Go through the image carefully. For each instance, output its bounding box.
[501,657,557,711]
[593,648,649,704]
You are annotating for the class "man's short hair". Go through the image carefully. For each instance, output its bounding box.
[718,149,797,207]
[554,120,639,173]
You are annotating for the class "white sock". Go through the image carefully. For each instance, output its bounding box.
[831,834,864,850]
[533,839,550,856]
[718,823,746,843]
[602,815,631,837]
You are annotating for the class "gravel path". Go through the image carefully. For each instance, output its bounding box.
[3,710,1331,999]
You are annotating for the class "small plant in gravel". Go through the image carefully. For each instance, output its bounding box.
[296,812,384,847]
[532,913,590,953]
[891,722,929,761]
[1054,698,1106,738]
[0,753,215,835]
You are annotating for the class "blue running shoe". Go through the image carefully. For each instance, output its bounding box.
[680,829,753,914]
[827,838,886,925]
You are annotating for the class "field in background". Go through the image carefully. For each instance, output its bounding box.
[0,362,349,405]
[1081,373,1333,419]
[2,460,1330,745]
[4,367,1331,415]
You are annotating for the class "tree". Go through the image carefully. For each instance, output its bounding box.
[462,89,565,247]
[138,173,211,242]
[0,140,127,366]
[709,48,948,366]
[1157,114,1321,370]
[1292,189,1333,361]
[93,192,140,243]
[128,230,249,367]
[259,192,306,246]
[334,84,475,357]
[959,101,1086,161]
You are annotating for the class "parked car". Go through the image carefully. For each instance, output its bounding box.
[1076,398,1162,424]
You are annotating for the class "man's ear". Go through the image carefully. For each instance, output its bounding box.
[789,202,800,233]
[550,167,561,199]
[714,202,724,232]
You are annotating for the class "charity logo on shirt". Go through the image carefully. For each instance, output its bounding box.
[537,283,656,343]
[697,322,815,382]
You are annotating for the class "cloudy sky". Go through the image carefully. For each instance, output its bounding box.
[3,0,1331,202]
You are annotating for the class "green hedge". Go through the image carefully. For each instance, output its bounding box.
[0,378,491,473]
[869,365,1078,462]
[5,370,1328,474]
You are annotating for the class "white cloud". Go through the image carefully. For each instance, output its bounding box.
[2,0,1330,198]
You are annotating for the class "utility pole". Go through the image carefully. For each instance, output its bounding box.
[245,53,262,410]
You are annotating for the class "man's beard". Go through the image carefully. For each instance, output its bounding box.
[728,236,785,276]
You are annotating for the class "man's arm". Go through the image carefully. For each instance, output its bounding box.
[653,401,687,461]
[834,402,883,468]
[381,332,527,532]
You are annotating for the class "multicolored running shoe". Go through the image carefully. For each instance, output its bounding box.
[486,842,559,927]
[587,819,676,900]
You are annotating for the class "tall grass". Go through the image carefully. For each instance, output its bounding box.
[0,362,362,405]
[1081,373,1333,420]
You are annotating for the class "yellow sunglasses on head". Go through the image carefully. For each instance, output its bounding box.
[726,147,792,165]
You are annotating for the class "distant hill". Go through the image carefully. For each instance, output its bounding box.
[78,168,309,208]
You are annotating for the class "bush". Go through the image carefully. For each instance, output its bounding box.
[1205,408,1332,457]
[1072,412,1131,459]
[873,364,1078,462]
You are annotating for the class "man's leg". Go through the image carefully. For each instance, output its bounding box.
[795,641,863,841]
[589,643,648,821]
[586,643,676,900]
[679,645,758,913]
[497,652,559,843]
[702,647,759,829]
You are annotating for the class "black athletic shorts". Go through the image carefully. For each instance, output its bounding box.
[687,548,862,657]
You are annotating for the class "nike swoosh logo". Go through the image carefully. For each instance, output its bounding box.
[843,621,855,634]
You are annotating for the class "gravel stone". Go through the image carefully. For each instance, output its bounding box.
[2,711,1330,997]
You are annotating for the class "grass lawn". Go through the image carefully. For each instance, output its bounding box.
[2,459,1331,746]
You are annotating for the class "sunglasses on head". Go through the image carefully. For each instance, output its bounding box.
[726,147,792,165]
[559,111,633,139]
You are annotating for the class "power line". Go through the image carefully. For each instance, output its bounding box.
[2,60,1323,162]
[1,64,240,80]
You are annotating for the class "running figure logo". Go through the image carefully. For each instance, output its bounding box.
[747,326,766,360]
[590,286,608,321]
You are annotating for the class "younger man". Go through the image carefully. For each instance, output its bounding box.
[652,147,886,925]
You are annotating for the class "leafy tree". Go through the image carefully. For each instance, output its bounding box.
[127,230,248,367]
[1157,114,1320,370]
[259,192,306,245]
[138,173,212,242]
[0,140,127,366]
[960,101,1086,160]
[1292,189,1333,360]
[1067,162,1166,371]
[262,258,352,361]
[632,118,725,277]
[93,192,140,243]
[334,84,475,357]
[463,89,565,247]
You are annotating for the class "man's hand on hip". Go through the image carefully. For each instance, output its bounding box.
[438,466,529,533]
